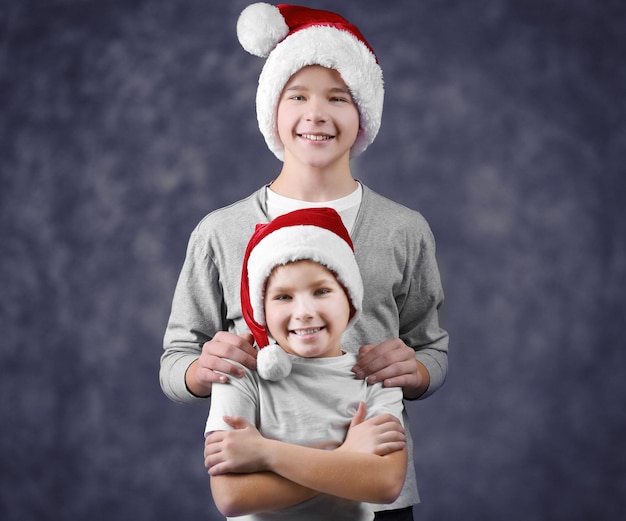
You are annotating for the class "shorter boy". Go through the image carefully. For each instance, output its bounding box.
[205,207,408,521]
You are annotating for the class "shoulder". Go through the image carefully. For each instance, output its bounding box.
[187,187,268,256]
[361,185,432,230]
[213,360,260,395]
[358,185,435,245]
[195,188,265,235]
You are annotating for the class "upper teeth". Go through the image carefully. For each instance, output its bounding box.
[293,328,321,335]
[301,134,331,141]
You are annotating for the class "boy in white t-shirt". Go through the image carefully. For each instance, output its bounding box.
[204,207,407,520]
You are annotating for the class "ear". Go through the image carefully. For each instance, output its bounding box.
[349,302,358,321]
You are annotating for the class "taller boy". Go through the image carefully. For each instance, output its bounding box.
[161,4,449,519]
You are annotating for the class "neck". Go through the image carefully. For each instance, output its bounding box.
[271,160,357,202]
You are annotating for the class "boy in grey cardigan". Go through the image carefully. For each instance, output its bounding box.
[161,4,448,519]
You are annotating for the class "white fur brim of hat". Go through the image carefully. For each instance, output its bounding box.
[237,4,384,161]
[247,224,363,329]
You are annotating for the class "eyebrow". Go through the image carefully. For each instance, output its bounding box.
[284,85,352,95]
[267,276,337,294]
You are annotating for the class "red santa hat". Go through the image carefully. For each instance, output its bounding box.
[237,3,384,161]
[241,207,363,381]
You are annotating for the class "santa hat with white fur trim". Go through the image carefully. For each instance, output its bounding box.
[237,3,384,161]
[241,207,363,381]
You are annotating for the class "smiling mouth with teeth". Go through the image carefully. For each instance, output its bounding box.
[299,134,334,141]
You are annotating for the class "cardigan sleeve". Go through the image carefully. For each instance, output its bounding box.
[160,225,227,403]
[402,220,448,399]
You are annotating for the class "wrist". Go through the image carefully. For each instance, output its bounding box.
[263,439,284,472]
[185,359,212,398]
[403,361,430,400]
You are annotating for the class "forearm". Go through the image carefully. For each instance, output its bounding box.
[210,472,317,517]
[401,321,448,401]
[412,343,448,399]
[159,347,205,403]
[264,441,407,504]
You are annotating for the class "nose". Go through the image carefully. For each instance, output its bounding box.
[294,296,315,320]
[305,98,327,123]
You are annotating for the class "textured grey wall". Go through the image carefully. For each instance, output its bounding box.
[1,1,625,520]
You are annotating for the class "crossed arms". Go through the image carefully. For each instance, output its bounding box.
[204,403,408,517]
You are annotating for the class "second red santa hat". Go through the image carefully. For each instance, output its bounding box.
[240,207,364,380]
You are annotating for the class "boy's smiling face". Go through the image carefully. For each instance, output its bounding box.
[276,65,360,171]
[264,259,351,359]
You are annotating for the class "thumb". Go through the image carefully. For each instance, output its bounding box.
[223,415,253,430]
[350,402,367,428]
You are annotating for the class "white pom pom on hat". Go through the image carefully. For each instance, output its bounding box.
[256,343,292,382]
[236,3,289,58]
[236,3,384,161]
[240,207,363,381]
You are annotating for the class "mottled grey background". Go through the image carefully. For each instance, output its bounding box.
[1,1,625,520]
